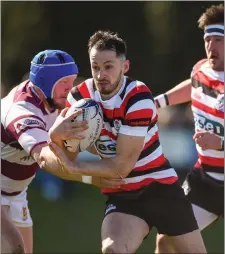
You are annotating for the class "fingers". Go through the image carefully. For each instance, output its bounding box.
[71,121,89,129]
[66,110,83,122]
[193,131,208,139]
[60,107,69,117]
[63,128,88,140]
[64,110,89,130]
[194,136,208,150]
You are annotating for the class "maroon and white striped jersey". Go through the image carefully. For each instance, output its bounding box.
[191,59,224,178]
[67,76,178,193]
[1,81,58,195]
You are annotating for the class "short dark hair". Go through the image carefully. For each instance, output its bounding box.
[198,4,224,29]
[88,30,127,58]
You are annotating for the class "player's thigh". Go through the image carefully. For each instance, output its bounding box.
[17,226,33,254]
[1,205,25,254]
[153,182,199,237]
[101,212,149,254]
[170,229,206,253]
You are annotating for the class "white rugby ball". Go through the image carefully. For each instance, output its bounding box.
[63,98,103,152]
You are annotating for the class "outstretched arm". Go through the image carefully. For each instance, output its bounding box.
[155,79,192,108]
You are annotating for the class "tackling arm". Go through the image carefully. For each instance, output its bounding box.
[32,142,124,188]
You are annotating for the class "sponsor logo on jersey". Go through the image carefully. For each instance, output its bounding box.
[14,118,45,133]
[193,112,224,136]
[96,139,116,156]
[126,119,151,126]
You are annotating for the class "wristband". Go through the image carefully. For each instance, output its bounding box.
[155,94,169,108]
[82,175,92,184]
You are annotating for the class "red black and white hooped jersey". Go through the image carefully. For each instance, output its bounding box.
[191,59,224,178]
[67,76,178,193]
[1,81,58,195]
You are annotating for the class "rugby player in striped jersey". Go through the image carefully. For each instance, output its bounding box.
[155,4,224,253]
[49,30,206,253]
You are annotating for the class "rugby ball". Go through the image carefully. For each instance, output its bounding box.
[63,98,103,152]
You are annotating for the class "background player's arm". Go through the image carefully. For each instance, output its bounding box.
[49,133,145,179]
[155,78,192,108]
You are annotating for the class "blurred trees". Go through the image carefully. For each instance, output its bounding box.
[2,2,51,92]
[1,1,222,96]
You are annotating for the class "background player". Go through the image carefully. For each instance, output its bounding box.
[154,4,224,253]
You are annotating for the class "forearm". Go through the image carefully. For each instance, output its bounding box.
[74,156,127,179]
[155,79,192,107]
[34,145,79,179]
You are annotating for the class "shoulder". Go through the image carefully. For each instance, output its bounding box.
[67,78,94,106]
[2,83,46,128]
[191,59,208,77]
[122,77,153,101]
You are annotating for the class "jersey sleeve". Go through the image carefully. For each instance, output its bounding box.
[119,83,156,137]
[66,85,85,107]
[190,59,208,78]
[3,102,49,155]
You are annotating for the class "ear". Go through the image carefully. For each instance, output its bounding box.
[123,60,130,74]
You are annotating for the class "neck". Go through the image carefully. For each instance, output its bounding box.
[101,76,124,101]
[30,83,55,112]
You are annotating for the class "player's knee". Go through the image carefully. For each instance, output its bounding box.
[156,234,170,248]
[12,243,25,254]
[102,244,126,254]
[1,240,25,254]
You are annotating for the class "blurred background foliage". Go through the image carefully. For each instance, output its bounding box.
[1,1,224,253]
[2,1,222,94]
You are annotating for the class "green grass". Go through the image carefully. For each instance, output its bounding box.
[29,183,224,253]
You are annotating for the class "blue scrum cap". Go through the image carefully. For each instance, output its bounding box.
[29,50,79,98]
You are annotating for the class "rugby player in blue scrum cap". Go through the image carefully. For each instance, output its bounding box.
[1,49,123,253]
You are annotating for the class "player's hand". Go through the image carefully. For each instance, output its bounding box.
[193,131,223,150]
[48,141,77,174]
[92,177,125,189]
[49,107,89,142]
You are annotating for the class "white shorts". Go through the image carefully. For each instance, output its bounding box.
[1,188,33,227]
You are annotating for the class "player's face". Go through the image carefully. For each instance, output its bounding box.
[205,35,224,71]
[89,47,129,99]
[53,75,77,109]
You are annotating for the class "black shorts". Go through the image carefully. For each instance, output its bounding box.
[104,181,198,236]
[183,167,224,217]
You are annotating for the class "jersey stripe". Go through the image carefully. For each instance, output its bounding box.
[192,99,224,119]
